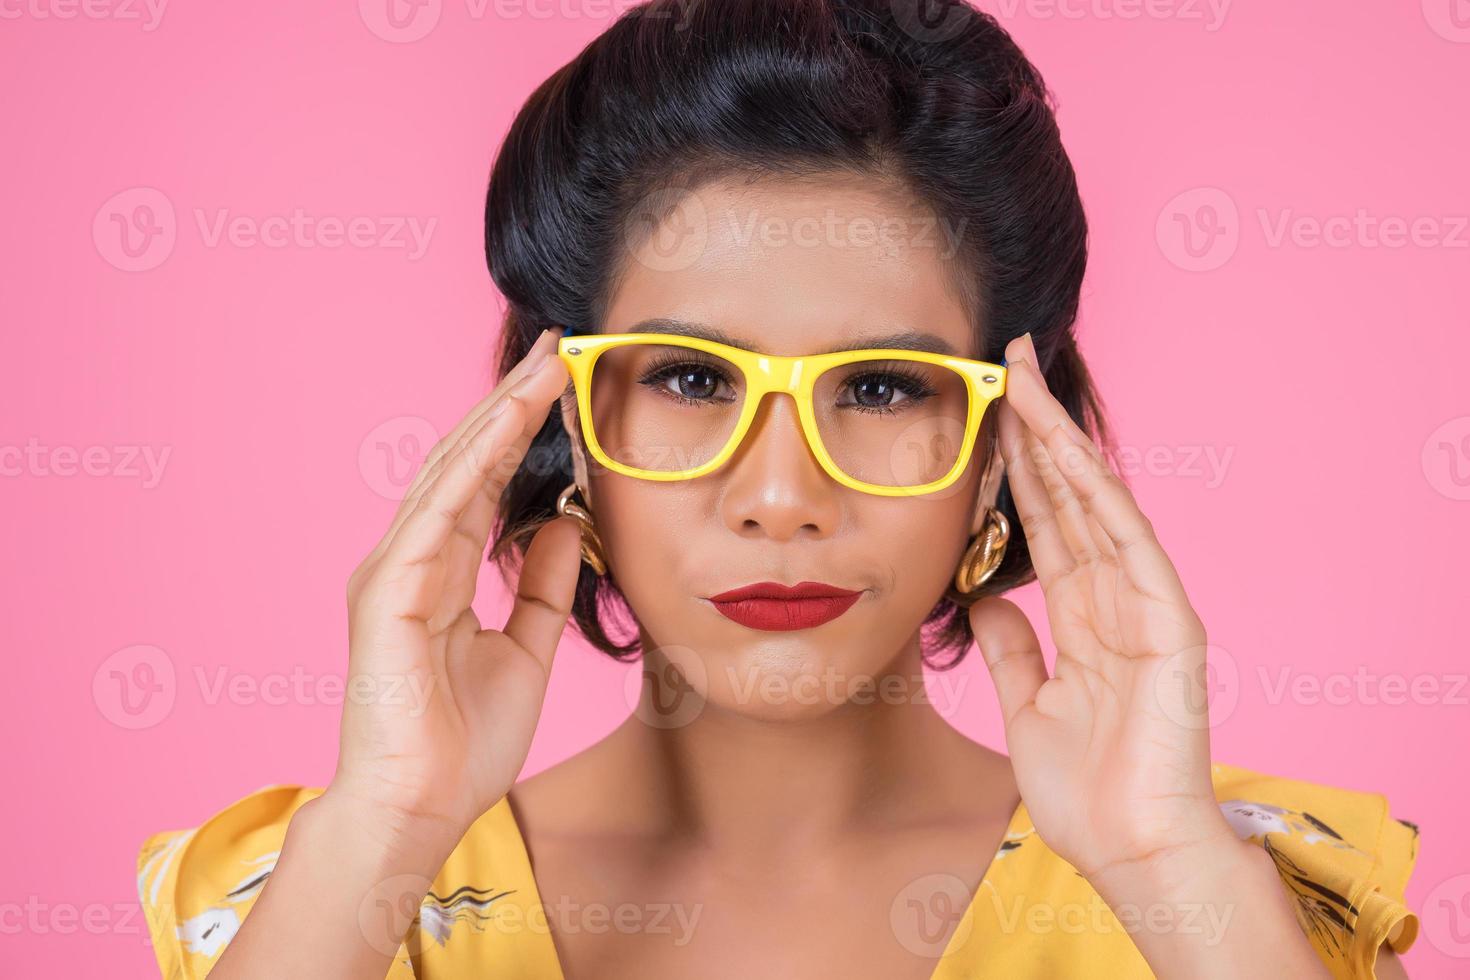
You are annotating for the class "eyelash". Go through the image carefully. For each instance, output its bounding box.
[840,366,937,415]
[635,354,939,414]
[637,351,738,407]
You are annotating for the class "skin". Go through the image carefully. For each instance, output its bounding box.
[207,177,1409,979]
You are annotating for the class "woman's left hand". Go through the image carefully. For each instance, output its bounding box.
[969,331,1237,884]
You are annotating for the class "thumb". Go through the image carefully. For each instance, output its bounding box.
[969,596,1049,726]
[500,516,583,674]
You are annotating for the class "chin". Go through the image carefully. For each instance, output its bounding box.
[694,637,887,721]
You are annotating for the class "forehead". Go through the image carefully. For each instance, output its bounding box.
[603,176,978,357]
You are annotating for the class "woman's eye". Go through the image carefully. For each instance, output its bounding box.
[670,368,720,400]
[642,364,735,403]
[840,374,913,409]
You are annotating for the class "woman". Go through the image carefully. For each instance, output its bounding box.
[136,1,1420,976]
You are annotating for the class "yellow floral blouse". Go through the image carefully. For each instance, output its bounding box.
[136,762,1419,979]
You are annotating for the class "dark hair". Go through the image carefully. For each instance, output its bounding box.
[485,0,1111,668]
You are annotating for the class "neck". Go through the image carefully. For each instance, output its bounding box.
[615,629,976,858]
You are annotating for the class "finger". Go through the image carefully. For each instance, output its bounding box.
[429,478,498,635]
[382,395,532,576]
[396,329,561,520]
[430,360,567,633]
[1001,334,1110,561]
[1035,415,1189,606]
[1018,410,1109,570]
[367,349,569,590]
[1011,361,1119,566]
[363,329,562,568]
[969,596,1049,726]
[1004,338,1187,605]
[996,397,1074,590]
[410,327,561,502]
[1001,332,1100,465]
[499,515,582,675]
[1083,508,1119,564]
[412,348,569,532]
[1010,336,1116,568]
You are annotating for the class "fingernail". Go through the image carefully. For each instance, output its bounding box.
[522,348,551,376]
[487,394,513,419]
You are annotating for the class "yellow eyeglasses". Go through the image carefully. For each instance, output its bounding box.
[557,331,1006,497]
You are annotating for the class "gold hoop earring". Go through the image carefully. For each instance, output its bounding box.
[557,482,608,577]
[953,508,1010,596]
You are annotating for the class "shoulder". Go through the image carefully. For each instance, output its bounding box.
[1208,762,1421,977]
[418,793,565,974]
[1211,760,1420,864]
[136,785,553,979]
[136,785,326,979]
[971,761,1420,980]
[138,787,552,980]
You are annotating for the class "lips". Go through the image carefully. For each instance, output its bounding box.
[706,581,864,632]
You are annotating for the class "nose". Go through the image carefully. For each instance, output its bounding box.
[718,392,842,542]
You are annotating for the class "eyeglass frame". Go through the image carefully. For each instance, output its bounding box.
[555,330,1007,498]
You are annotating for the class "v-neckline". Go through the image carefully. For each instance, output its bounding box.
[500,790,1030,979]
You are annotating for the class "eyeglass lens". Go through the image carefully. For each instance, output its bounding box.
[586,343,972,488]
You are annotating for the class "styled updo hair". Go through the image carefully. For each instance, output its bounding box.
[486,0,1111,668]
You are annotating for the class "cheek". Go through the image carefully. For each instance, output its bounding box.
[878,501,972,597]
[587,477,703,607]
[589,478,665,564]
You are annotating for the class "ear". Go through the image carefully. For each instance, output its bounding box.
[969,436,1006,538]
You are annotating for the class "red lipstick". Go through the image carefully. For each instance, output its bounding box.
[706,581,863,632]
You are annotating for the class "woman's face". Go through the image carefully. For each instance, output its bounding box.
[559,175,1003,720]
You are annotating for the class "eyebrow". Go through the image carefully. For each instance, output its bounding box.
[622,318,960,356]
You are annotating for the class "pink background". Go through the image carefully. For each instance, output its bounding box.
[3,2,1468,976]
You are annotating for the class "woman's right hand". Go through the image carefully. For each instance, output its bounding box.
[208,329,581,980]
[328,326,583,847]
